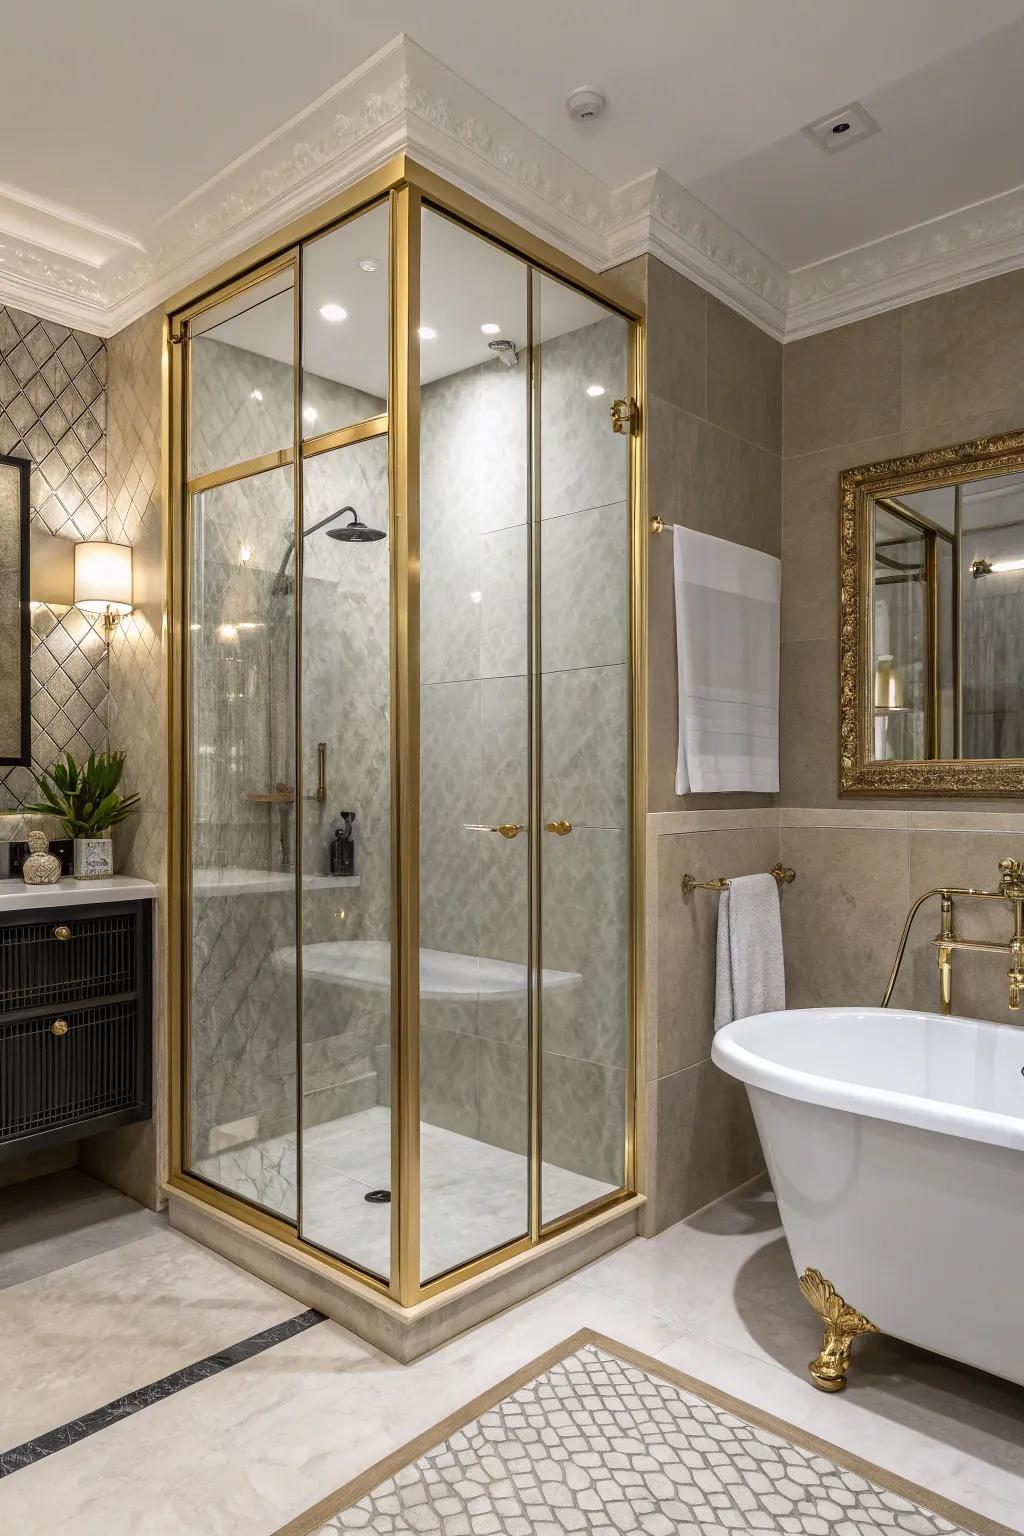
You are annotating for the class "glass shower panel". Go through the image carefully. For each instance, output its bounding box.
[418,208,531,1281]
[536,272,630,1227]
[189,268,295,480]
[298,436,392,1279]
[302,202,389,439]
[187,463,299,1219]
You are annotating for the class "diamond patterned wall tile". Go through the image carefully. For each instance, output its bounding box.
[0,305,109,813]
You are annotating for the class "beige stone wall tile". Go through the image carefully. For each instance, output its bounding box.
[783,311,900,457]
[778,826,911,1008]
[707,295,782,454]
[651,1059,762,1232]
[900,270,1024,434]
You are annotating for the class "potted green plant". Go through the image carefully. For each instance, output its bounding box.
[26,750,140,879]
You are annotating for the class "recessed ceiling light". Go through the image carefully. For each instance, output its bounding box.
[418,326,437,341]
[586,384,606,398]
[802,101,880,155]
[357,258,379,273]
[239,544,253,565]
[481,322,501,335]
[470,590,482,604]
[303,406,318,425]
[250,388,263,403]
[319,303,348,323]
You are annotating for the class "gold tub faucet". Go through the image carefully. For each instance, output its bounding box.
[882,857,1024,1016]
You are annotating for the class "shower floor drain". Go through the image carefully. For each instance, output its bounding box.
[364,1189,391,1204]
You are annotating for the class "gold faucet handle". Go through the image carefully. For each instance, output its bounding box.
[999,857,1024,895]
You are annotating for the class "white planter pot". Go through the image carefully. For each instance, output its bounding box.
[74,836,114,880]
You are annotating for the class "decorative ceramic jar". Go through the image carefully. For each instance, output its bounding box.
[22,829,62,885]
[74,836,114,880]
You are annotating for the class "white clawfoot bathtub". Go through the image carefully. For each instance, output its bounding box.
[712,1007,1024,1389]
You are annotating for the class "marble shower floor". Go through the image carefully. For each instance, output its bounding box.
[195,1105,616,1280]
[1,1173,1022,1533]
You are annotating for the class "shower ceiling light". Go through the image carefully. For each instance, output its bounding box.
[470,590,482,604]
[586,384,606,397]
[250,388,263,402]
[303,406,318,425]
[481,322,501,335]
[357,258,378,273]
[319,303,348,322]
[418,325,437,341]
[239,544,253,565]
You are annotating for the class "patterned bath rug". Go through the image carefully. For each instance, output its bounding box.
[274,1328,1018,1536]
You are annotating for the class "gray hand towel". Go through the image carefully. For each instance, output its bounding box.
[714,873,785,1029]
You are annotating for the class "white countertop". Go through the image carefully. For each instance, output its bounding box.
[0,875,158,911]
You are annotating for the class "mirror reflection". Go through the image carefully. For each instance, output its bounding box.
[870,468,1024,762]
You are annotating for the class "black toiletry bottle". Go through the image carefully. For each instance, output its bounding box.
[330,812,355,877]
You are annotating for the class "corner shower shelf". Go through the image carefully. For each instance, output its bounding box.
[192,868,360,897]
[272,939,582,1001]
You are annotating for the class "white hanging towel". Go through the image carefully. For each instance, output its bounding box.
[714,873,786,1029]
[673,527,781,794]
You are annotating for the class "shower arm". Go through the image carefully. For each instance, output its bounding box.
[272,505,359,592]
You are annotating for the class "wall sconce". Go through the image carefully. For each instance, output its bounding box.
[74,541,133,637]
[971,556,1024,578]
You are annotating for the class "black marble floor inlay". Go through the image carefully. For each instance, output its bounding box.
[0,1307,326,1478]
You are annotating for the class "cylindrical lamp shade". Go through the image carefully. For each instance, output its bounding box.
[74,541,133,615]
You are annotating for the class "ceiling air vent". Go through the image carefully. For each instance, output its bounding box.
[802,101,880,155]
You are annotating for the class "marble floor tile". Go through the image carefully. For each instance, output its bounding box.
[0,1169,164,1289]
[0,1227,302,1447]
[2,1171,1020,1534]
[0,1276,681,1536]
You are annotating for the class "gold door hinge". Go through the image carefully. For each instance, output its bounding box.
[610,397,638,435]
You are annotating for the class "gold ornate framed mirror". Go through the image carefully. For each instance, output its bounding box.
[840,428,1024,794]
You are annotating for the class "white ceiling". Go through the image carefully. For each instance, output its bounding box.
[3,2,1024,338]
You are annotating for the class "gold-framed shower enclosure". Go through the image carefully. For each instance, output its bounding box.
[163,154,647,1310]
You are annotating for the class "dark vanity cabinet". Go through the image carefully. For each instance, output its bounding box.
[0,899,152,1158]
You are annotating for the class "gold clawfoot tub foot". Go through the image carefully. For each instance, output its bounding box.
[798,1268,880,1392]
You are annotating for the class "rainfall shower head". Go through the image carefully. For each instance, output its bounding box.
[488,338,518,369]
[326,509,386,544]
[271,505,384,594]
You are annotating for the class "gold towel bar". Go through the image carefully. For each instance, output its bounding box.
[682,863,795,896]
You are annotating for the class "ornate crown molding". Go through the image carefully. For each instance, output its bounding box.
[3,35,1024,343]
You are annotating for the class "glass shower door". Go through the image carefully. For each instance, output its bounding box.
[417,208,532,1281]
[536,272,631,1227]
[185,267,300,1219]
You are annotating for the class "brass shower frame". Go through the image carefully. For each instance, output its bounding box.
[164,155,646,1312]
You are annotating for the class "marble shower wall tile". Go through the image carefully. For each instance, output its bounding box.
[539,316,630,521]
[542,1051,625,1194]
[542,829,628,1071]
[541,502,628,673]
[542,664,628,830]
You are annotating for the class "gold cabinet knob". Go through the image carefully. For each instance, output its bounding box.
[50,1018,69,1037]
[545,820,573,836]
[464,823,524,839]
[52,924,71,942]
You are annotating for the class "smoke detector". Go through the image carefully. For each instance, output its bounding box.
[802,101,880,154]
[566,87,606,123]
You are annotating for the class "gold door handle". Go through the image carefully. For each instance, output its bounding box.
[464,823,523,839]
[545,820,573,836]
[52,924,71,941]
[50,1018,69,1036]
